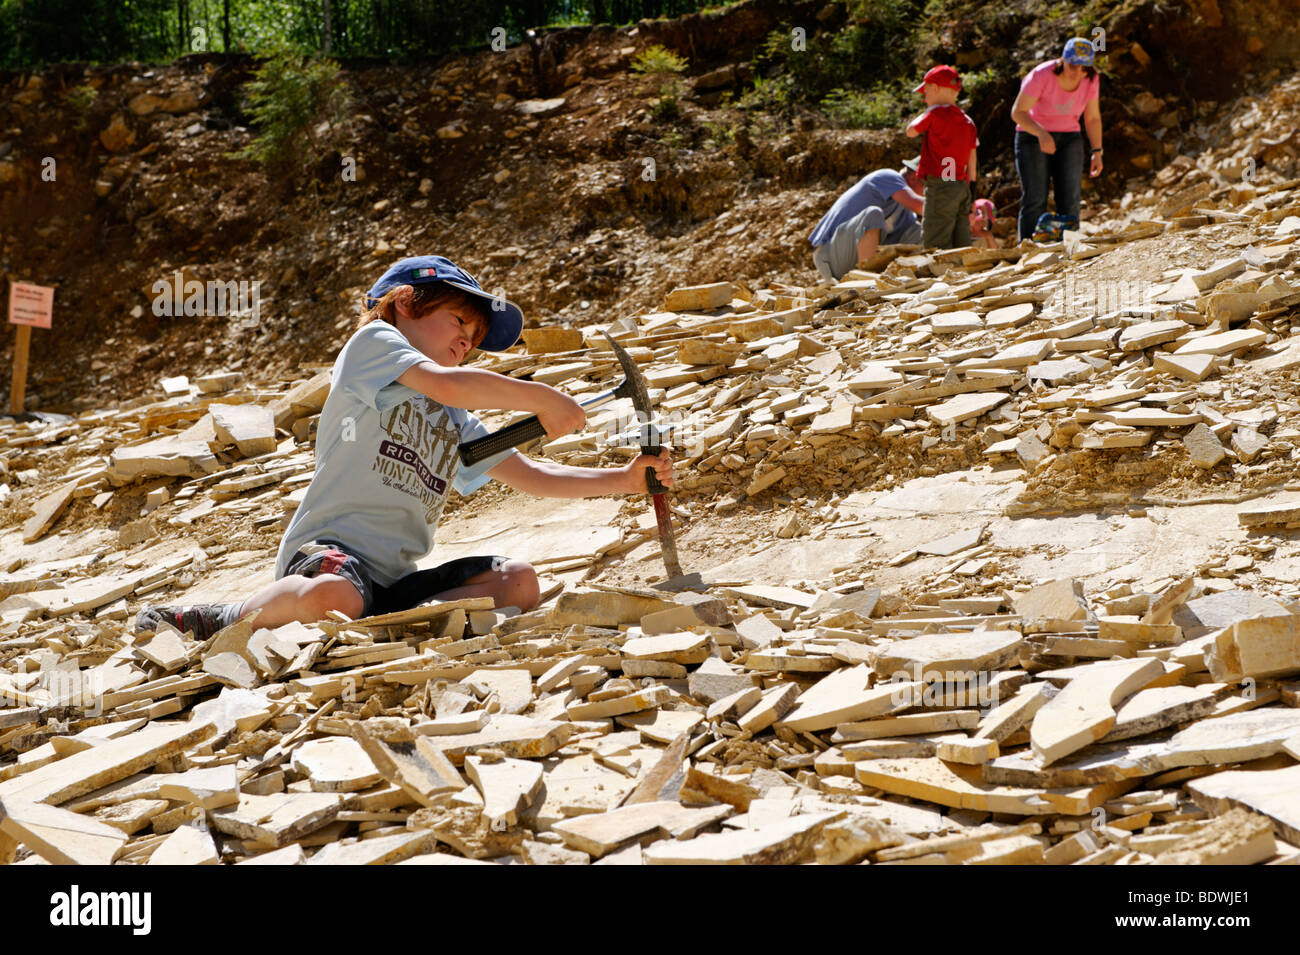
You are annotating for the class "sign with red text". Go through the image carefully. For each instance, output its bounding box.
[8,282,54,329]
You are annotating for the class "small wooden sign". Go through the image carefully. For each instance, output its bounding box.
[9,281,54,329]
[8,281,54,414]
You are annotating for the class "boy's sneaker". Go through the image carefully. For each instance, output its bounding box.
[135,603,242,640]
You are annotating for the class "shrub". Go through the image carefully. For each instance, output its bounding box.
[63,83,97,131]
[651,80,683,122]
[959,67,998,104]
[750,1,921,108]
[738,73,795,113]
[631,44,688,75]
[234,47,351,170]
[63,84,97,113]
[702,119,734,148]
[821,85,906,129]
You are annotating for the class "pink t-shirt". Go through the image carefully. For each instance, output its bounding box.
[1015,60,1099,132]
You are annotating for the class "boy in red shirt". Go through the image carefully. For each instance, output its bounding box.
[905,65,979,249]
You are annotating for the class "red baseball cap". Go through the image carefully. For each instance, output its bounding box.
[914,65,961,92]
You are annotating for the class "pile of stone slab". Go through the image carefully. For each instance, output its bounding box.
[3,120,1300,863]
[0,569,1297,865]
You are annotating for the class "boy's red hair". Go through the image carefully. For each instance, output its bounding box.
[358,283,490,346]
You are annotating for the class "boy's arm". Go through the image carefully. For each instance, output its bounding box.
[396,361,584,439]
[904,109,929,138]
[487,449,674,498]
[967,146,977,183]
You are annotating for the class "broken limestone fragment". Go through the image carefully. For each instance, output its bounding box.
[1183,423,1226,469]
[871,630,1022,681]
[1206,613,1300,682]
[1029,658,1164,765]
[1013,578,1089,627]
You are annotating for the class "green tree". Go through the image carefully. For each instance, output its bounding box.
[233,46,351,172]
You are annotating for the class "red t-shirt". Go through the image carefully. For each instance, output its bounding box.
[914,104,979,181]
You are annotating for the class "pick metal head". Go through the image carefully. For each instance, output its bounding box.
[602,329,652,418]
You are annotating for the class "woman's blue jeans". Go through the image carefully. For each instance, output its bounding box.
[1015,129,1084,240]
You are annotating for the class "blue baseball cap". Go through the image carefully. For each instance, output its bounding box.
[364,255,523,352]
[1062,37,1095,66]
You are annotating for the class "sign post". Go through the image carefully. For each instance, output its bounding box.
[8,281,54,414]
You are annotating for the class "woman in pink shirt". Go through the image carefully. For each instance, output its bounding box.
[1010,38,1104,240]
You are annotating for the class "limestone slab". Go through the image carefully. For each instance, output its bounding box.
[1102,684,1224,741]
[1158,708,1300,767]
[643,811,841,865]
[209,402,277,457]
[926,392,1010,426]
[620,631,710,663]
[465,756,544,829]
[1183,422,1226,468]
[1029,658,1164,765]
[854,757,1120,816]
[725,585,819,610]
[737,683,801,734]
[148,823,219,865]
[549,590,675,627]
[835,710,980,741]
[617,708,703,744]
[22,481,78,543]
[1013,578,1088,623]
[1206,613,1300,681]
[210,791,342,848]
[1153,352,1216,382]
[1158,808,1276,865]
[1188,764,1300,844]
[872,630,1022,681]
[1173,589,1292,637]
[690,656,756,704]
[353,725,466,806]
[0,720,217,806]
[552,801,732,858]
[418,715,574,765]
[306,830,433,866]
[291,737,382,793]
[1173,329,1266,357]
[777,669,918,733]
[463,669,533,715]
[0,797,128,865]
[916,526,984,557]
[935,737,999,764]
[1118,320,1188,351]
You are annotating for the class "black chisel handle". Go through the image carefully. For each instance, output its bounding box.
[459,415,548,467]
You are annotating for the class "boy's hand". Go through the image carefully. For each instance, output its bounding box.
[535,387,586,440]
[623,449,674,493]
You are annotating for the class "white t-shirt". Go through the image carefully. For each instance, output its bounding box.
[274,320,515,587]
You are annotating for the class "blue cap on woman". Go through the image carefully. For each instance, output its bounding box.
[1062,37,1095,66]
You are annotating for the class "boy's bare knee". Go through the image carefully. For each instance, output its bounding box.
[301,576,364,621]
[501,560,540,612]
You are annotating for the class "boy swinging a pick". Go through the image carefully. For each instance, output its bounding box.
[138,255,673,637]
